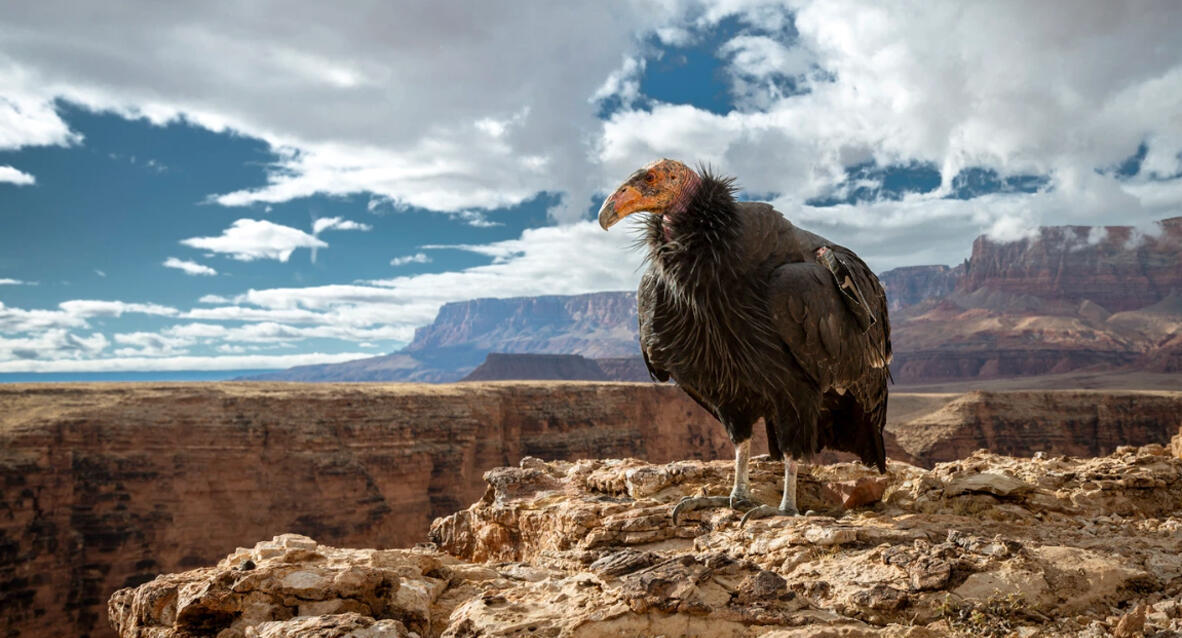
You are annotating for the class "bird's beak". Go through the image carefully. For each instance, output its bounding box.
[598,184,645,230]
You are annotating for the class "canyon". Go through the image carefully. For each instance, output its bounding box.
[3,383,1181,638]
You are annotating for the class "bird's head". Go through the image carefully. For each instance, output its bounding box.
[598,159,701,230]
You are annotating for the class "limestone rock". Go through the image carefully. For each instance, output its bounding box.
[111,446,1182,637]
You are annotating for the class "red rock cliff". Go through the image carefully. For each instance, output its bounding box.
[956,217,1182,312]
[0,382,728,638]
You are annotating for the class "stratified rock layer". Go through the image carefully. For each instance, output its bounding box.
[6,384,1181,637]
[112,447,1182,637]
[891,390,1182,465]
[0,382,731,638]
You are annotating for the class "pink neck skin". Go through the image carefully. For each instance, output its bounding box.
[669,169,702,217]
[662,169,701,240]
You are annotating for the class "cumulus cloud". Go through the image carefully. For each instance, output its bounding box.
[0,299,177,333]
[5,0,1178,244]
[163,257,218,276]
[0,329,109,362]
[312,216,372,234]
[0,2,674,222]
[0,165,35,185]
[597,0,1182,259]
[0,351,374,373]
[390,253,431,267]
[180,218,326,262]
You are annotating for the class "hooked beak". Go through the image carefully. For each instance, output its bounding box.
[598,184,645,230]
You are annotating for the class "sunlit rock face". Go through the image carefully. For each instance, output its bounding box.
[8,383,1182,637]
[112,446,1182,637]
[888,218,1182,383]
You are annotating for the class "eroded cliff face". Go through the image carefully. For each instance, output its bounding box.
[878,264,962,312]
[110,446,1182,637]
[957,218,1182,313]
[887,390,1182,466]
[8,384,1182,638]
[884,218,1182,383]
[0,382,729,638]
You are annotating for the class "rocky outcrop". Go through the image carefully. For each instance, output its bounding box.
[112,446,1182,637]
[592,356,653,382]
[957,217,1182,312]
[878,264,962,312]
[887,218,1182,382]
[9,383,1182,638]
[887,390,1182,465]
[0,382,729,638]
[406,293,638,359]
[460,354,609,382]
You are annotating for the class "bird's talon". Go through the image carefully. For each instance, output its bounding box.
[728,495,758,510]
[739,505,800,528]
[671,495,732,525]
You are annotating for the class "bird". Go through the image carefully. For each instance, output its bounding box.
[597,159,892,525]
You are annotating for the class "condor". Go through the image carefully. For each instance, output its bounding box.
[599,159,892,524]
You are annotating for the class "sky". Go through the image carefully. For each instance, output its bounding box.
[1,0,1181,374]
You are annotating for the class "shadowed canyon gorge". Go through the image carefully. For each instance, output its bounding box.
[2,382,1181,637]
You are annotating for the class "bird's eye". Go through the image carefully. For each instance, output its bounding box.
[645,173,656,183]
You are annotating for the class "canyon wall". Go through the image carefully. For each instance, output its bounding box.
[892,390,1182,465]
[0,382,723,638]
[4,383,1181,637]
[956,217,1182,312]
[877,264,962,312]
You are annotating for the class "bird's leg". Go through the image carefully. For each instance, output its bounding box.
[730,439,753,504]
[672,440,758,524]
[740,458,801,527]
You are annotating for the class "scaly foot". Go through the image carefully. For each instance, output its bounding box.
[671,494,758,525]
[739,504,800,527]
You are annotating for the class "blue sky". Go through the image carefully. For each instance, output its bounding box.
[1,1,1180,373]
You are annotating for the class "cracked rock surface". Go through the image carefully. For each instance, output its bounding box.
[112,444,1182,637]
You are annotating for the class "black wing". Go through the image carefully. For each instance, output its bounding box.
[765,245,891,391]
[637,268,670,383]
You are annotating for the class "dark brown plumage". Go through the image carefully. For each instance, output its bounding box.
[599,159,891,522]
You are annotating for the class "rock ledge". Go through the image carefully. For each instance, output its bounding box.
[112,446,1182,637]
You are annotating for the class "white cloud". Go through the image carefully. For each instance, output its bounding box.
[0,329,109,361]
[0,351,374,373]
[390,253,431,267]
[0,2,675,221]
[449,210,502,228]
[592,57,646,108]
[163,257,218,276]
[0,278,28,285]
[4,0,1176,245]
[0,165,35,185]
[180,218,326,262]
[57,299,178,317]
[0,65,80,150]
[594,0,1182,260]
[0,299,178,333]
[312,216,372,234]
[197,294,230,304]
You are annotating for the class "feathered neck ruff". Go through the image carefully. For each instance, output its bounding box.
[643,169,740,287]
